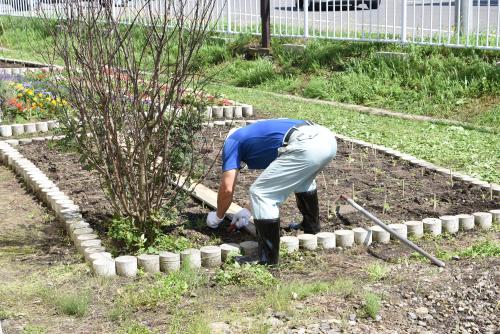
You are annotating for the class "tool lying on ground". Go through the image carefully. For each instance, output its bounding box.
[333,194,446,268]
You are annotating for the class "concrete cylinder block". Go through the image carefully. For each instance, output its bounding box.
[388,223,408,240]
[67,221,89,233]
[490,209,500,224]
[334,229,354,248]
[47,120,59,130]
[84,246,106,262]
[200,246,222,268]
[75,233,98,248]
[233,106,243,119]
[54,199,75,213]
[93,258,116,277]
[404,221,424,238]
[0,125,12,137]
[298,234,318,250]
[280,236,299,253]
[137,254,160,273]
[11,124,24,136]
[32,137,46,143]
[159,251,181,273]
[370,226,390,244]
[115,255,138,277]
[180,248,201,269]
[19,138,32,145]
[353,227,372,246]
[439,215,459,234]
[239,241,259,256]
[71,227,94,239]
[35,122,49,132]
[456,214,475,231]
[211,106,223,119]
[223,106,234,119]
[316,232,336,249]
[79,239,102,252]
[213,120,225,127]
[242,105,253,117]
[422,218,442,236]
[23,123,37,134]
[203,107,213,120]
[89,251,112,263]
[472,212,493,230]
[219,243,241,261]
[4,139,19,146]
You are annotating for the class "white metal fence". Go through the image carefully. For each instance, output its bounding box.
[1,0,499,50]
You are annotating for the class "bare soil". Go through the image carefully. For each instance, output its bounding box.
[1,152,498,334]
[200,128,498,232]
[17,141,253,254]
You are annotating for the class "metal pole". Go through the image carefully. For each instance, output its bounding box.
[227,0,232,34]
[455,0,471,37]
[303,0,308,38]
[400,0,408,43]
[340,195,446,268]
[261,0,270,48]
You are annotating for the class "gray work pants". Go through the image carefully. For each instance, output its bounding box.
[249,124,337,220]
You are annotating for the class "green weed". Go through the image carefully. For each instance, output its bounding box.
[22,325,47,334]
[365,263,390,281]
[331,277,355,297]
[215,262,276,287]
[361,292,381,319]
[51,291,90,317]
[118,321,154,334]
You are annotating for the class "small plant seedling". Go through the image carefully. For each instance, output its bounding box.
[382,194,391,214]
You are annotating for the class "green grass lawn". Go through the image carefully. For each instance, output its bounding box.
[211,84,500,183]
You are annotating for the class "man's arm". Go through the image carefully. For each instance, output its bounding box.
[216,169,238,218]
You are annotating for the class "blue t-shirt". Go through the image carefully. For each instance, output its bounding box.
[222,119,305,171]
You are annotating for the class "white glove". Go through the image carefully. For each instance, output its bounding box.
[231,208,252,229]
[207,211,224,229]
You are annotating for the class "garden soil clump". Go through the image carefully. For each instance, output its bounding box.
[18,142,253,253]
[201,127,498,232]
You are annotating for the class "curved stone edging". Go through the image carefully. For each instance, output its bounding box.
[0,123,498,279]
[0,120,59,137]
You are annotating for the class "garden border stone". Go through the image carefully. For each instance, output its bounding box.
[0,121,498,278]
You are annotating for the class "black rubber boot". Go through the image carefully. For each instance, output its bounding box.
[288,189,321,234]
[254,218,281,266]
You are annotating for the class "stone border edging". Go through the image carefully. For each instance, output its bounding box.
[0,120,59,137]
[0,56,59,74]
[216,84,498,134]
[0,122,498,279]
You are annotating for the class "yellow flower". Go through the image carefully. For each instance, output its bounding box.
[62,100,68,106]
[38,93,43,98]
[33,97,38,102]
[56,97,61,102]
[46,97,51,102]
[15,83,23,90]
[27,89,34,96]
[51,100,57,106]
[17,93,22,98]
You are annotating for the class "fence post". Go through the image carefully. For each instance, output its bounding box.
[303,0,309,38]
[455,0,471,38]
[227,0,232,33]
[261,0,270,48]
[400,0,407,43]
